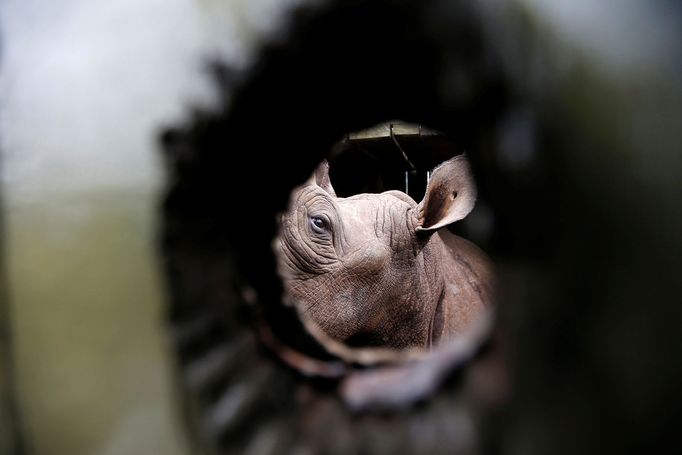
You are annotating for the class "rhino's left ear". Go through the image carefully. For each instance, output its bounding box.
[306,160,337,197]
[416,154,477,232]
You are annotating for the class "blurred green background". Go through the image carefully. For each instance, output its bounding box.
[6,191,188,455]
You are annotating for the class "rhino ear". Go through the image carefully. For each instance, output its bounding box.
[416,154,477,232]
[306,160,337,197]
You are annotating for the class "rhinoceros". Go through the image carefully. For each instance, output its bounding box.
[276,155,493,351]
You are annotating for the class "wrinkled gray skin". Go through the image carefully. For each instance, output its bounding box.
[277,156,493,350]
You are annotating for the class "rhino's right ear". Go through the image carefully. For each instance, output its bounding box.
[416,155,477,232]
[305,160,337,197]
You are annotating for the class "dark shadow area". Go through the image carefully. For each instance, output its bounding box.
[328,124,459,202]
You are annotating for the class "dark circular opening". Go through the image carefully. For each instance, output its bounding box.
[159,1,681,454]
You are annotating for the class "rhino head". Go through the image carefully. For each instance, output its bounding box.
[276,155,493,351]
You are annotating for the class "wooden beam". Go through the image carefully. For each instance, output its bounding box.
[347,121,440,140]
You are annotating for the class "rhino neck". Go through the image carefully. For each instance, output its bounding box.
[428,229,494,345]
[408,232,449,349]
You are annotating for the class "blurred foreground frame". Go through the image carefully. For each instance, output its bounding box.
[159,1,682,454]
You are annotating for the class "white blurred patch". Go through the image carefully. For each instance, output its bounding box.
[519,0,680,75]
[0,0,312,205]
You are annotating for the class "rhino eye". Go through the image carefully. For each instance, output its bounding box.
[309,216,328,234]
